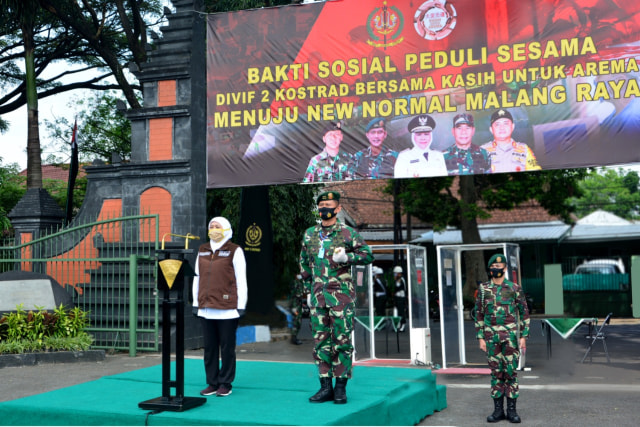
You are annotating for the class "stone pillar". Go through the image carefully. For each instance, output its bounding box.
[8,188,65,242]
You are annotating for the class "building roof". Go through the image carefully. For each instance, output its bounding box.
[576,209,632,225]
[323,180,429,229]
[563,224,640,242]
[412,221,570,244]
[19,164,85,182]
[322,179,561,239]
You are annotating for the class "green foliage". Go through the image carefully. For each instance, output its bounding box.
[0,160,26,232]
[269,184,318,297]
[387,169,589,230]
[0,303,93,354]
[569,168,640,220]
[44,91,134,164]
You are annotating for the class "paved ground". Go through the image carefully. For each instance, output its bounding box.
[1,316,639,426]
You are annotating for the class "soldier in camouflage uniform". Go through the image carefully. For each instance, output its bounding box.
[350,118,399,179]
[475,254,530,423]
[303,121,352,183]
[289,274,307,345]
[299,191,374,404]
[443,113,491,175]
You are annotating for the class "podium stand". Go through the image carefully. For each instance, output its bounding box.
[139,244,206,412]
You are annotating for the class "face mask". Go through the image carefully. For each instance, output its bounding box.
[318,207,337,220]
[208,229,227,242]
[489,268,505,279]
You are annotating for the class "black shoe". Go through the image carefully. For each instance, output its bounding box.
[333,378,348,404]
[309,377,333,403]
[506,397,521,423]
[487,396,506,423]
[291,336,303,345]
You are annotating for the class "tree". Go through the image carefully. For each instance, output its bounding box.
[569,168,640,220]
[2,0,47,189]
[387,169,588,300]
[37,0,164,110]
[0,160,26,234]
[44,91,134,164]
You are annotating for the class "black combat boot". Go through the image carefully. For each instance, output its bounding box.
[487,396,506,422]
[309,377,333,403]
[333,378,348,404]
[506,397,521,423]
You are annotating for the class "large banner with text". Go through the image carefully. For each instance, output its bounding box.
[206,0,640,188]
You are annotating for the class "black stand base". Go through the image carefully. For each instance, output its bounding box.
[138,396,206,412]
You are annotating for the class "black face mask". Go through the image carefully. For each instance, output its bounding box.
[318,207,337,220]
[489,268,505,279]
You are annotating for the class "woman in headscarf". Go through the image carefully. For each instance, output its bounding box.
[192,216,247,397]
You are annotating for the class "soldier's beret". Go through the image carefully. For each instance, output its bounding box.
[365,117,386,132]
[408,114,436,133]
[490,109,513,125]
[487,253,507,268]
[453,113,474,127]
[322,120,343,135]
[316,191,341,204]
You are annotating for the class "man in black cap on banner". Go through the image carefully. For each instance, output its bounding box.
[443,112,491,175]
[394,114,447,178]
[350,118,399,179]
[303,120,353,183]
[481,108,541,173]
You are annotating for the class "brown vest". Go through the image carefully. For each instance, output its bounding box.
[197,240,240,310]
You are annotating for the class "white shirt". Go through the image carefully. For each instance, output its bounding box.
[192,239,248,320]
[394,147,448,178]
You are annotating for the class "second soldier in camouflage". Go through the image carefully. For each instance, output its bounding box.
[475,253,530,423]
[299,190,374,404]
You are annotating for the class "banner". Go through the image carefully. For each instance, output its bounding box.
[238,186,275,314]
[206,0,640,188]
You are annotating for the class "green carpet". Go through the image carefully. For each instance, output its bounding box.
[0,360,446,426]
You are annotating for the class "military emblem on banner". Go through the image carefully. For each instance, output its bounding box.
[367,1,405,48]
[245,223,263,248]
[414,0,457,40]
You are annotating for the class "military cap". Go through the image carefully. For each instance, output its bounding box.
[365,117,386,133]
[487,253,507,268]
[316,191,341,205]
[408,114,436,133]
[490,108,513,125]
[322,120,343,135]
[453,113,474,127]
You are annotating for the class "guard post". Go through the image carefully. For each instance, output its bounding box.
[139,233,206,412]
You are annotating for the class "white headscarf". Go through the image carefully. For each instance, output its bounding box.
[208,216,233,251]
[411,132,433,152]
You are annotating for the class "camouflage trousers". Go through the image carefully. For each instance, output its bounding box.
[290,298,303,337]
[485,331,521,399]
[309,304,354,379]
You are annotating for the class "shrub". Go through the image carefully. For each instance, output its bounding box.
[0,304,93,354]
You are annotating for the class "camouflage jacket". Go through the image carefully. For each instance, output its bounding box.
[443,144,491,175]
[302,149,353,183]
[474,278,530,339]
[299,220,374,308]
[350,146,399,179]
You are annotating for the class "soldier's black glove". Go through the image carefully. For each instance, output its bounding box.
[192,307,199,317]
[237,309,246,318]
